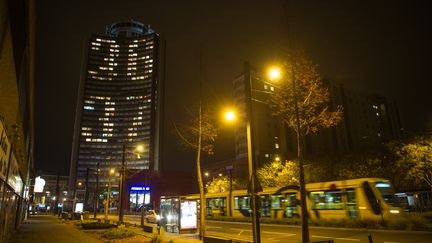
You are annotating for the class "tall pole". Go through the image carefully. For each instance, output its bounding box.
[84,167,89,211]
[244,61,261,243]
[54,174,60,215]
[105,172,111,220]
[119,144,126,223]
[228,167,233,217]
[93,163,99,218]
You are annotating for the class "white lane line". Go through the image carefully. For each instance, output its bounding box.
[312,235,360,241]
[261,231,296,236]
[238,230,244,235]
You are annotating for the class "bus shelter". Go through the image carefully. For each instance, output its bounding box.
[160,196,197,233]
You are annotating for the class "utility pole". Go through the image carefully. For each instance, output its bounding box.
[54,174,60,216]
[119,144,126,223]
[93,163,99,218]
[244,61,262,243]
[84,167,89,211]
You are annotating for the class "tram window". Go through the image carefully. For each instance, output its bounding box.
[234,196,250,210]
[375,181,397,206]
[310,190,343,210]
[271,195,284,209]
[206,197,226,209]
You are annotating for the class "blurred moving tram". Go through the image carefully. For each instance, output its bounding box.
[183,178,403,220]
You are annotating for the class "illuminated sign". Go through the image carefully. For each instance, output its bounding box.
[34,176,46,193]
[75,203,84,213]
[180,200,197,230]
[130,185,150,191]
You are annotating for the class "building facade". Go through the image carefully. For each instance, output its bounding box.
[69,21,163,209]
[0,0,36,241]
[227,63,404,177]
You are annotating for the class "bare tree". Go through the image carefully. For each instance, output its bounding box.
[173,104,218,239]
[269,51,343,243]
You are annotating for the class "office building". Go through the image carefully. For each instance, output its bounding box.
[0,0,36,241]
[227,63,404,177]
[69,21,163,207]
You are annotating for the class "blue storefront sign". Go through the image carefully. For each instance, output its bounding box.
[130,185,150,191]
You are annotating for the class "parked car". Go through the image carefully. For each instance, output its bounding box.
[144,210,160,223]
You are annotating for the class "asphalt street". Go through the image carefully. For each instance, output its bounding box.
[205,220,432,243]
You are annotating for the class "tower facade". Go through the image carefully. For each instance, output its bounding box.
[69,21,162,195]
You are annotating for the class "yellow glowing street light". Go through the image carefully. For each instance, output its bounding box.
[204,172,209,177]
[224,110,236,122]
[77,181,82,186]
[109,168,115,174]
[268,66,282,81]
[136,144,144,153]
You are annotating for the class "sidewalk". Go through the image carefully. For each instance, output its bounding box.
[11,214,101,243]
[92,214,202,242]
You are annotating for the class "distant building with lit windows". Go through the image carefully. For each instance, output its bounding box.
[69,21,163,209]
[223,64,404,179]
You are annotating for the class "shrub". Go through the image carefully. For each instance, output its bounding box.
[81,222,117,230]
[103,228,135,239]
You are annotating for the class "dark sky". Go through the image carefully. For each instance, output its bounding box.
[35,0,432,176]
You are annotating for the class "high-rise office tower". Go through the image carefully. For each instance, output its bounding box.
[69,21,162,195]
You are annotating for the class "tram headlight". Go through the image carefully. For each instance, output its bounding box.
[390,209,400,214]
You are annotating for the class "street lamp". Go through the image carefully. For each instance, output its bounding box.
[267,63,310,243]
[73,181,83,212]
[119,144,145,223]
[105,168,115,220]
[224,62,262,242]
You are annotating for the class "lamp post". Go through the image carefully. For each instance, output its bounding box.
[119,145,126,223]
[105,168,115,220]
[268,63,310,243]
[119,144,145,223]
[243,61,262,243]
[73,181,82,212]
[93,163,99,218]
[225,62,261,242]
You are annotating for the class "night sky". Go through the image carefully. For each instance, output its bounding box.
[35,0,432,176]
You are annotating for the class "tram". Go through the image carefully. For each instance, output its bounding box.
[183,178,402,220]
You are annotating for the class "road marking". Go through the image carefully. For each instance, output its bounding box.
[206,226,222,229]
[238,230,244,235]
[261,231,296,236]
[312,235,360,241]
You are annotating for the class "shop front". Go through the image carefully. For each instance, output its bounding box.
[129,185,151,212]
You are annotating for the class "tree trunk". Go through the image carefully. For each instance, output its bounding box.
[296,129,310,243]
[197,102,206,239]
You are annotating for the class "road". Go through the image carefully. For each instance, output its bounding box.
[113,214,432,242]
[205,220,432,243]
